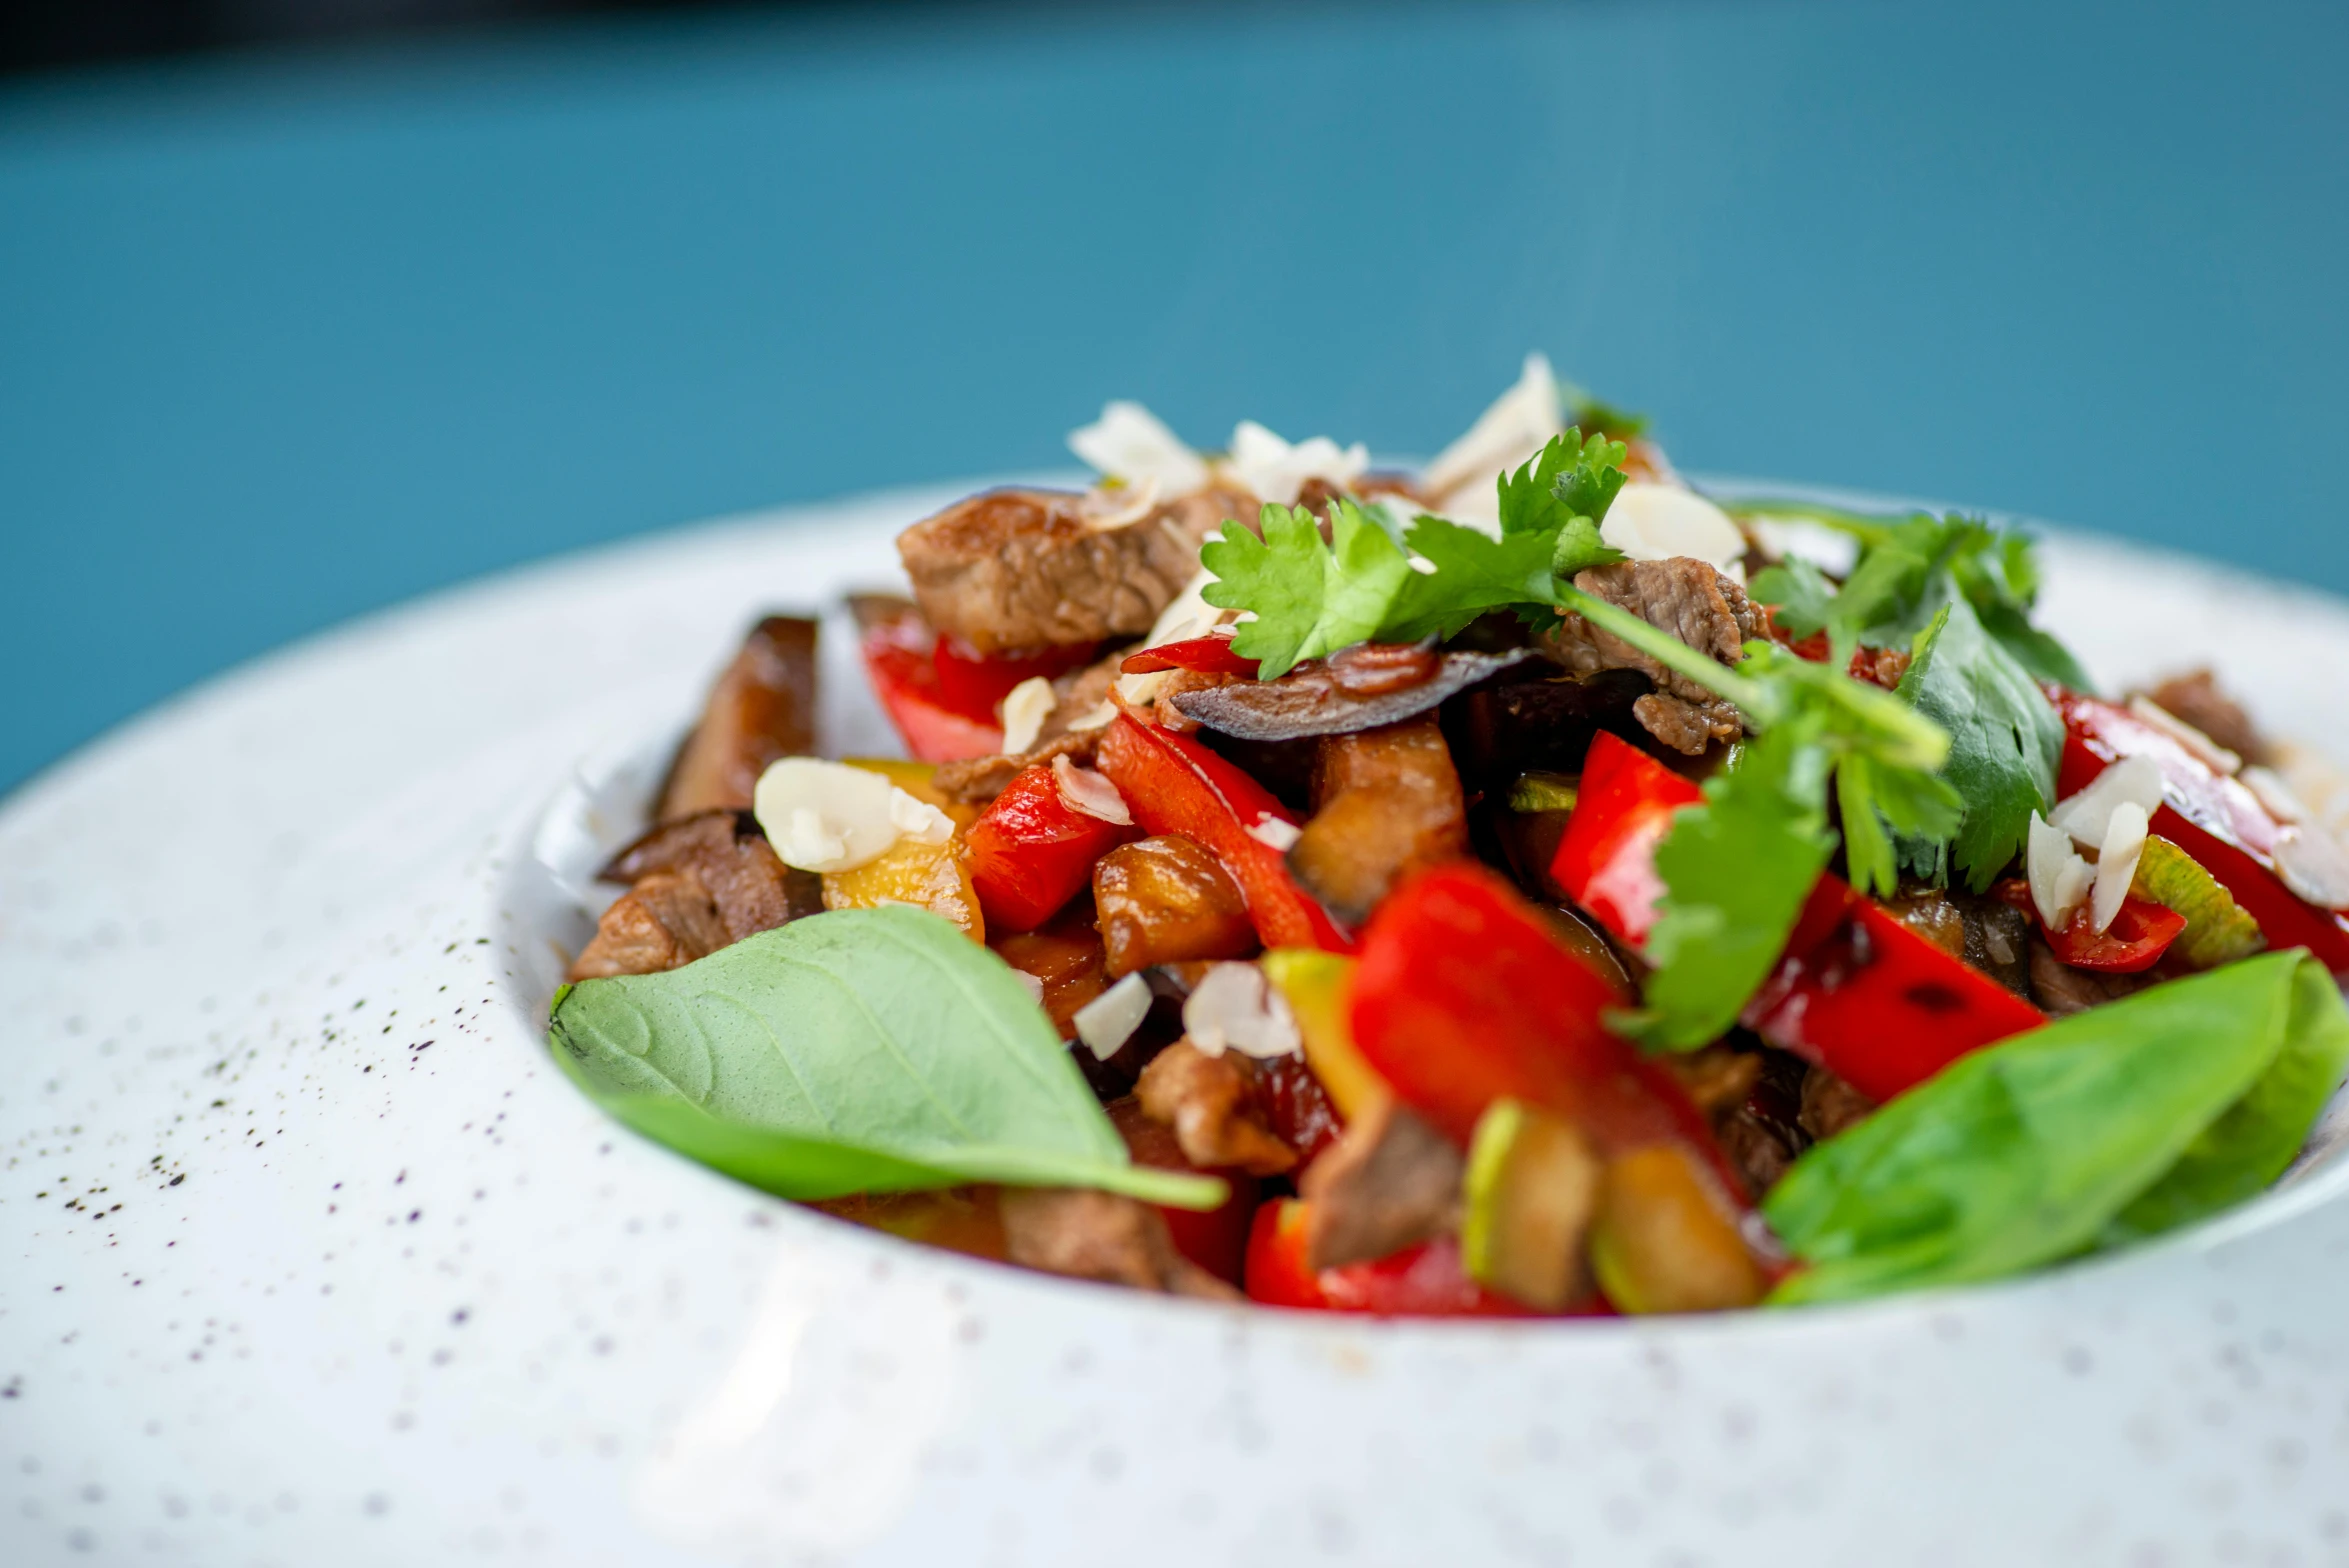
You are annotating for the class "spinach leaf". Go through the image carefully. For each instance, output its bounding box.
[2103,955,2349,1243]
[548,906,1225,1209]
[1764,951,2346,1304]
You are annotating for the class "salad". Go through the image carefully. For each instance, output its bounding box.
[548,357,2349,1315]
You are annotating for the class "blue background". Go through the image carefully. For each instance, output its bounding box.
[5,0,2346,797]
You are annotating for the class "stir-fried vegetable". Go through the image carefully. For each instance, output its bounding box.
[549,371,2349,1321]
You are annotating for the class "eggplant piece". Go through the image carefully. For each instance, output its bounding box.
[1440,667,1648,792]
[659,615,820,820]
[1169,647,1538,741]
[567,870,729,981]
[1092,835,1259,978]
[1284,718,1469,926]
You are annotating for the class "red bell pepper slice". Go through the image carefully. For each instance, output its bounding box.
[1738,901,2048,1103]
[1243,1198,1555,1317]
[857,604,1094,763]
[1093,714,1353,952]
[963,762,1141,933]
[1553,730,2044,1103]
[1990,877,2186,973]
[1119,635,1260,678]
[1551,731,1701,943]
[1347,862,1729,1165]
[2055,691,2349,975]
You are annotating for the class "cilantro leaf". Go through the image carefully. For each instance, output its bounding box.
[1494,427,1631,540]
[1891,596,2060,891]
[1384,515,1561,642]
[1748,557,1837,641]
[1200,501,1410,679]
[1620,724,1837,1049]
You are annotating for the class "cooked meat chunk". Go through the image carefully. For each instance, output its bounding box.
[1093,835,1258,977]
[998,1186,1240,1298]
[1797,1066,1874,1142]
[2027,937,2150,1015]
[814,1187,1009,1261]
[660,615,820,820]
[568,869,729,980]
[1136,1041,1298,1176]
[1631,692,1745,755]
[1298,1095,1465,1271]
[1543,559,1763,753]
[1287,718,1469,924]
[2139,668,2272,766]
[1951,890,2033,998]
[601,808,822,942]
[897,485,1253,655]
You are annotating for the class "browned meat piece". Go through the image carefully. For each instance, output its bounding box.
[1136,1041,1298,1176]
[2027,936,2150,1015]
[1715,1051,1810,1196]
[2138,669,2272,765]
[1631,692,1744,755]
[568,869,729,980]
[1543,559,1763,753]
[1797,1067,1874,1142]
[998,1186,1240,1298]
[1285,718,1468,925]
[1093,835,1258,977]
[1951,889,2034,998]
[896,485,1253,655]
[659,616,820,820]
[1298,1094,1465,1271]
[601,808,823,943]
[1170,647,1537,741]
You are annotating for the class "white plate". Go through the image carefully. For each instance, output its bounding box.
[7,480,2349,1568]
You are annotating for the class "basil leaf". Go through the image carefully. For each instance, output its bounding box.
[2103,954,2349,1243]
[548,906,1225,1210]
[1764,951,2344,1304]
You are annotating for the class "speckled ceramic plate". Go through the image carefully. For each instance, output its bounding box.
[7,480,2349,1568]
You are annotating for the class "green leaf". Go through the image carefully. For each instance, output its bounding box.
[1890,597,2061,891]
[1551,515,1625,578]
[1748,558,1838,641]
[1383,514,1563,642]
[2102,953,2349,1243]
[1764,951,2346,1304]
[1617,725,1838,1050]
[1201,501,1412,680]
[1494,427,1628,540]
[547,906,1226,1210]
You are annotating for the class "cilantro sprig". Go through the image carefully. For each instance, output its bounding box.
[1751,514,2071,891]
[1555,585,1961,1048]
[1200,429,1631,678]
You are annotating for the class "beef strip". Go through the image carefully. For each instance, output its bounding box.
[600,808,823,942]
[1298,1094,1465,1271]
[1797,1066,1874,1141]
[1951,890,2034,998]
[567,869,730,980]
[1286,717,1469,926]
[1543,559,1764,754]
[2027,936,2150,1015]
[1135,1041,1298,1176]
[998,1186,1240,1298]
[2138,669,2272,766]
[659,615,820,819]
[896,485,1254,655]
[1631,692,1745,754]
